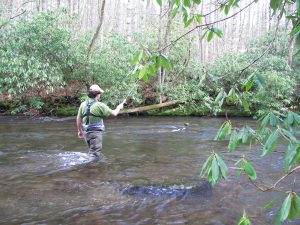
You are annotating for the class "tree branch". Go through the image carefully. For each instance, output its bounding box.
[248,165,300,192]
[158,0,256,53]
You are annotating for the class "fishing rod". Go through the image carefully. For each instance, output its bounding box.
[121,79,140,104]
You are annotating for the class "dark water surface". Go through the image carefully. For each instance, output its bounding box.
[0,116,299,225]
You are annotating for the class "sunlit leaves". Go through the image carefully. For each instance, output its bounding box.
[235,158,257,180]
[214,120,232,141]
[220,0,240,15]
[195,14,202,23]
[270,0,284,15]
[238,210,252,225]
[206,27,223,42]
[261,129,279,157]
[228,130,240,152]
[193,0,201,4]
[214,88,226,108]
[284,111,300,132]
[284,141,300,172]
[156,0,162,7]
[259,112,280,129]
[0,11,70,98]
[183,0,191,7]
[226,88,239,105]
[207,30,214,42]
[131,49,171,81]
[277,192,300,224]
[264,192,300,225]
[200,152,228,186]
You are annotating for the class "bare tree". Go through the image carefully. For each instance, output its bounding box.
[87,0,106,58]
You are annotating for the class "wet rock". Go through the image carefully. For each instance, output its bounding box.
[122,179,212,197]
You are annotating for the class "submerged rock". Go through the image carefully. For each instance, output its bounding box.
[122,179,212,197]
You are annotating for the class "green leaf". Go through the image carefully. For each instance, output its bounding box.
[148,65,157,77]
[215,154,228,179]
[243,161,257,180]
[193,0,201,4]
[132,51,144,65]
[228,130,240,152]
[284,142,300,172]
[171,6,179,18]
[138,66,147,79]
[207,31,214,42]
[260,113,270,128]
[293,112,300,124]
[214,121,232,141]
[156,0,162,7]
[214,89,226,107]
[238,210,252,225]
[287,112,294,125]
[225,5,231,15]
[184,16,194,28]
[278,193,292,223]
[270,0,283,14]
[289,193,300,220]
[270,113,278,127]
[212,27,223,38]
[242,99,250,112]
[263,194,284,211]
[184,0,191,7]
[160,55,172,70]
[280,129,296,142]
[211,157,219,184]
[290,24,300,36]
[242,80,254,91]
[200,154,213,177]
[195,14,202,23]
[142,74,149,82]
[261,129,279,157]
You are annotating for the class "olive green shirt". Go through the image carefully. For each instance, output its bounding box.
[77,98,113,125]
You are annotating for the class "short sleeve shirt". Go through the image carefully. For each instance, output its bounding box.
[77,98,113,125]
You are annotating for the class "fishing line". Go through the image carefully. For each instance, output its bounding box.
[120,78,141,105]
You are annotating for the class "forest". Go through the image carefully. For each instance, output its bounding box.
[0,0,299,117]
[0,0,300,224]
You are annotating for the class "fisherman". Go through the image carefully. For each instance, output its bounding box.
[76,84,124,159]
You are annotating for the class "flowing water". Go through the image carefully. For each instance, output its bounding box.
[0,116,299,225]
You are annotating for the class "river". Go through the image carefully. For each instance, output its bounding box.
[0,116,299,225]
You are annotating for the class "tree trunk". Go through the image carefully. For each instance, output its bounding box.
[120,100,181,114]
[87,0,106,58]
[287,35,296,70]
[161,1,173,93]
[157,6,163,103]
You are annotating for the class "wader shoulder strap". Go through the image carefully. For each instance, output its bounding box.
[83,100,101,125]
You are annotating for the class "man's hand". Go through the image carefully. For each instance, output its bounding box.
[118,102,124,110]
[111,102,124,116]
[78,131,84,139]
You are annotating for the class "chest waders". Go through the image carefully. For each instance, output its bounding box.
[82,100,105,131]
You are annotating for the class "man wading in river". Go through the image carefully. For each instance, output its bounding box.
[76,84,124,159]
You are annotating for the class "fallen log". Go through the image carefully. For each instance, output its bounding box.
[120,100,181,114]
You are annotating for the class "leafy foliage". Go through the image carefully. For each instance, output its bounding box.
[0,10,75,97]
[200,152,229,186]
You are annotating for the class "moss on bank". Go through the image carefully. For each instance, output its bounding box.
[53,106,78,117]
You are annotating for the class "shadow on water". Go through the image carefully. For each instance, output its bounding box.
[0,116,299,225]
